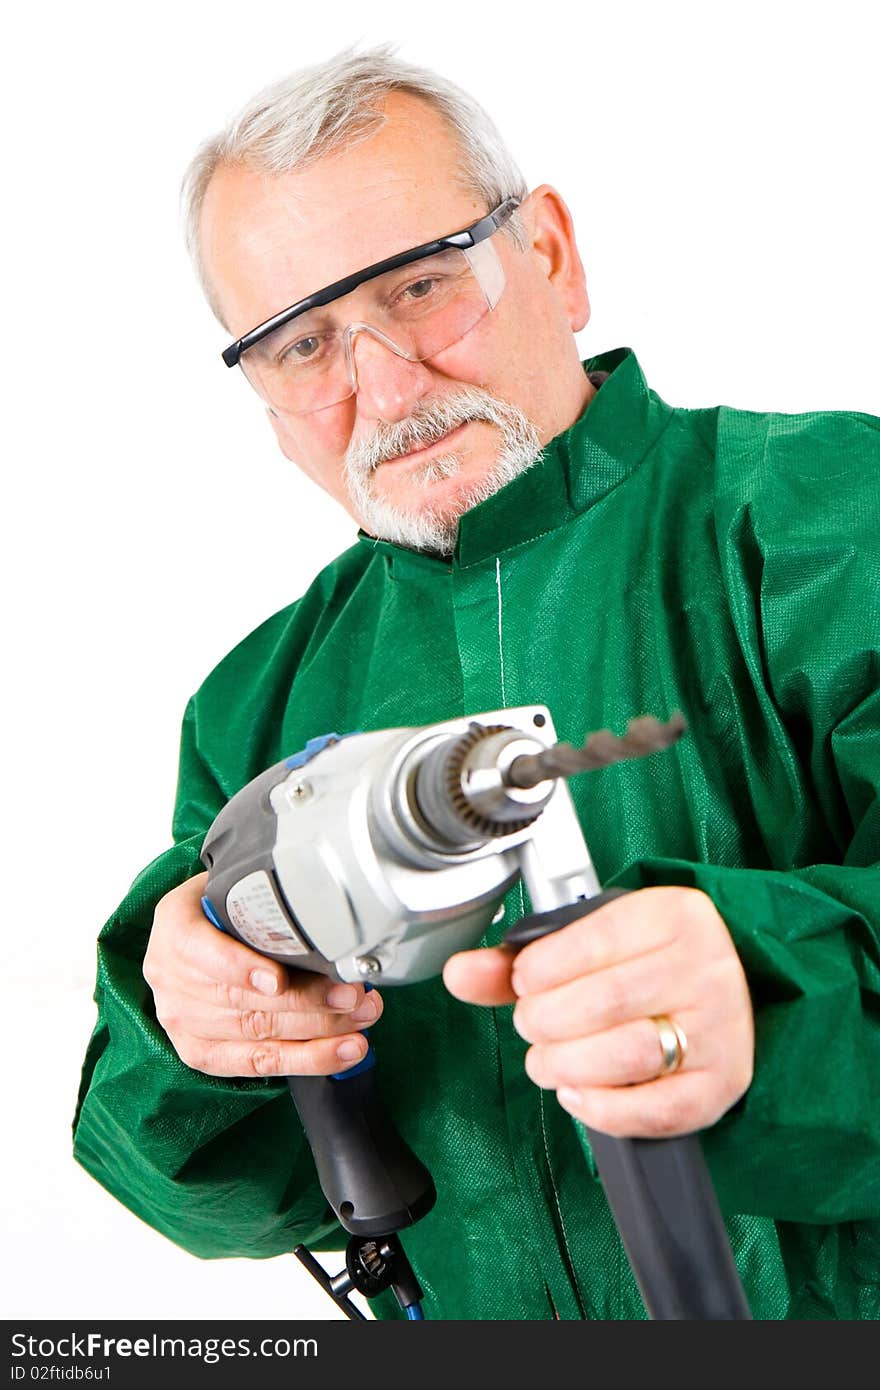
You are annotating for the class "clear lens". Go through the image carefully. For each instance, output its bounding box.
[240,240,505,415]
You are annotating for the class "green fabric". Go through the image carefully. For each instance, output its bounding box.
[73,347,880,1319]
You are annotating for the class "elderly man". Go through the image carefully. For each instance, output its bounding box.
[74,47,880,1320]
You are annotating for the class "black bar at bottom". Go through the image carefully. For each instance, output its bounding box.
[504,891,752,1320]
[588,1129,751,1319]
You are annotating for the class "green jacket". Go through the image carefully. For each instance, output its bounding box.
[73,347,880,1319]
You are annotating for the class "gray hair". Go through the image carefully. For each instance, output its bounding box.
[181,43,529,322]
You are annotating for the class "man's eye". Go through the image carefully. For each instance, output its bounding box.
[280,335,322,364]
[402,278,437,301]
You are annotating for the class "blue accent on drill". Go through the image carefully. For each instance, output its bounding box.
[405,1303,425,1320]
[284,731,359,770]
[332,1042,376,1082]
[201,896,225,931]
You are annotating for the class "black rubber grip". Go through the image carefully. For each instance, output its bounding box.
[503,891,752,1320]
[503,888,629,946]
[288,1068,436,1239]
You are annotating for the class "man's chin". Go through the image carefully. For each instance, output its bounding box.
[350,474,469,555]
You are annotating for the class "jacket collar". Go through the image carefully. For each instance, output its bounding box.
[357,347,673,571]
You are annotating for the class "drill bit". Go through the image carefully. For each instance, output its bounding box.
[505,712,687,789]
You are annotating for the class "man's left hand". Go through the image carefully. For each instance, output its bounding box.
[442,886,754,1138]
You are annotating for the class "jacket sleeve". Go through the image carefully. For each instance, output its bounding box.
[72,697,338,1259]
[613,407,880,1225]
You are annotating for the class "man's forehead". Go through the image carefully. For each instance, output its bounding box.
[201,93,486,329]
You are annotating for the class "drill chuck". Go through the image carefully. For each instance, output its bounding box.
[412,722,555,847]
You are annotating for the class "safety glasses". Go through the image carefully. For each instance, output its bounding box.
[221,198,519,416]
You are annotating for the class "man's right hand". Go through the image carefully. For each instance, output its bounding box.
[142,871,383,1077]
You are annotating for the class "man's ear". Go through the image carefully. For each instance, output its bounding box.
[519,184,590,332]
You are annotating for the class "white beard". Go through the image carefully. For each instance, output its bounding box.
[344,386,543,555]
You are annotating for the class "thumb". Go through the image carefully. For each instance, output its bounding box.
[442,945,517,1006]
[164,873,289,998]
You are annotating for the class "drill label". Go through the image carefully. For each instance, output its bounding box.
[226,870,310,955]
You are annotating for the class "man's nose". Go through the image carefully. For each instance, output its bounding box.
[348,328,434,423]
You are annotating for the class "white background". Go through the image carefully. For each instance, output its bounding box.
[3,0,877,1322]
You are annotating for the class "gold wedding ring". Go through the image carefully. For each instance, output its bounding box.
[651,1015,688,1077]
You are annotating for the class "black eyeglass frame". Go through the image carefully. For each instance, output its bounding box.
[221,197,521,369]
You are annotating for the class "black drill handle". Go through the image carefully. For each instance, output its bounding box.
[504,890,752,1320]
[200,894,435,1241]
[287,1062,436,1239]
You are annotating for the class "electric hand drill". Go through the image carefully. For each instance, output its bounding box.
[200,705,751,1320]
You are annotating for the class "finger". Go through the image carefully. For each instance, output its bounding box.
[523,1015,701,1090]
[183,922,294,1000]
[157,988,384,1044]
[202,967,378,1020]
[443,946,517,1006]
[147,885,292,1000]
[174,1029,374,1079]
[554,1070,744,1139]
[512,948,687,1041]
[150,878,381,1013]
[511,888,681,995]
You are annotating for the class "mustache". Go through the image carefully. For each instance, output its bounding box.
[344,388,512,476]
